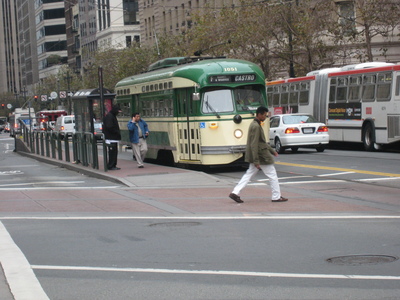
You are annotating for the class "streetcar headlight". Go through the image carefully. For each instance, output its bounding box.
[234,129,243,139]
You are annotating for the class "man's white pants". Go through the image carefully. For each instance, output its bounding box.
[232,163,281,200]
[131,138,148,167]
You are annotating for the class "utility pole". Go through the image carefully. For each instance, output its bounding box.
[57,78,60,109]
[65,71,73,114]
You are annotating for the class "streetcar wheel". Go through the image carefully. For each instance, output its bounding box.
[362,123,375,151]
[275,138,285,154]
[291,147,299,153]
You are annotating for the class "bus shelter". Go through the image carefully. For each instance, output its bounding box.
[71,88,116,170]
[72,88,116,135]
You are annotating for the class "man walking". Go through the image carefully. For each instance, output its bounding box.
[127,113,149,168]
[229,106,288,203]
[103,105,122,170]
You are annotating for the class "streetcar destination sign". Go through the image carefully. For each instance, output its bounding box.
[209,74,256,83]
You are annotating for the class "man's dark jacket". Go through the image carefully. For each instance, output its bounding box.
[103,106,121,140]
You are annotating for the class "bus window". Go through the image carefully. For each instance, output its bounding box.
[336,77,348,102]
[273,93,280,106]
[377,73,391,101]
[329,86,336,102]
[281,92,289,106]
[299,82,309,105]
[202,89,234,114]
[362,75,376,102]
[396,75,400,97]
[289,91,298,105]
[348,76,361,102]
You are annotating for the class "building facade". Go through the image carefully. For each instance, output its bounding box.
[0,0,21,94]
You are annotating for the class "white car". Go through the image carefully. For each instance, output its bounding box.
[269,114,329,153]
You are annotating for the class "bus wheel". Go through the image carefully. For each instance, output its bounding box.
[362,123,375,151]
[275,138,285,154]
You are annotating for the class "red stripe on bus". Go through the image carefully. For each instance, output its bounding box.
[328,65,400,77]
[266,75,315,85]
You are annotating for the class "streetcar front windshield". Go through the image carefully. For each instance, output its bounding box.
[234,86,263,112]
[202,89,234,114]
[201,86,263,115]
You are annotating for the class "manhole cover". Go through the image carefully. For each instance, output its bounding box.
[149,222,201,228]
[326,255,398,266]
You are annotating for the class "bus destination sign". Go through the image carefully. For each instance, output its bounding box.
[209,74,256,83]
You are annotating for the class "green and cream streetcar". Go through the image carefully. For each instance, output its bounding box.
[115,56,269,166]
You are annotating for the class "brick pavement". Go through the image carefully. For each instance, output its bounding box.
[2,149,396,217]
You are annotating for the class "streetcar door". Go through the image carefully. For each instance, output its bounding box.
[176,89,200,161]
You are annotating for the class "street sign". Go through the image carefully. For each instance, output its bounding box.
[7,104,12,109]
[41,95,48,102]
[60,91,67,98]
[50,91,58,99]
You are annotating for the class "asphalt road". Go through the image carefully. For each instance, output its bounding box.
[0,134,399,299]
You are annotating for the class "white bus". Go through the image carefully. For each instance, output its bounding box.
[267,62,400,151]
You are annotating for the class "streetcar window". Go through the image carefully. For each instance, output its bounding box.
[202,89,234,114]
[234,86,263,112]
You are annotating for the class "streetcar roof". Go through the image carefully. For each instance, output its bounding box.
[115,58,265,89]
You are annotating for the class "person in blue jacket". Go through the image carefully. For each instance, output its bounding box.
[127,113,149,168]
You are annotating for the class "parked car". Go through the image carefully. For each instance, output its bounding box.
[55,115,75,138]
[269,113,329,153]
[0,120,5,133]
[4,122,10,133]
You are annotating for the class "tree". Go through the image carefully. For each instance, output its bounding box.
[329,0,400,62]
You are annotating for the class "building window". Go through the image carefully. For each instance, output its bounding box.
[123,0,139,25]
[337,1,355,35]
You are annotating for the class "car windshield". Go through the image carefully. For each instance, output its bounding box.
[282,115,317,124]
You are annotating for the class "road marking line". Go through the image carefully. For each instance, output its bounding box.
[31,265,400,281]
[276,162,400,177]
[355,177,400,182]
[0,181,85,187]
[0,222,50,300]
[318,171,355,177]
[259,175,312,181]
[280,180,346,185]
[0,186,120,191]
[1,215,399,220]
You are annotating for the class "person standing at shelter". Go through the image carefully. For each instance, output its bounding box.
[103,105,122,170]
[229,106,288,203]
[128,113,149,168]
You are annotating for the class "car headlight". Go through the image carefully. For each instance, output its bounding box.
[234,129,243,139]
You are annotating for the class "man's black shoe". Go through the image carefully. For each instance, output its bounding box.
[272,197,288,202]
[109,167,121,170]
[229,193,243,203]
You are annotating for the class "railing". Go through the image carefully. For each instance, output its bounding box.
[18,120,109,171]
